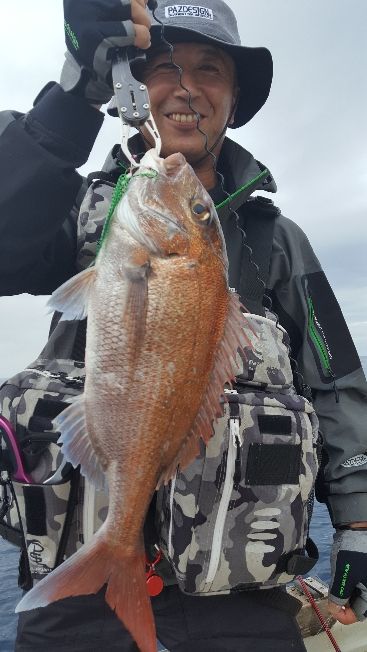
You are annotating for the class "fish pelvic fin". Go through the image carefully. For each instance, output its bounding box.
[16,529,156,652]
[160,292,253,485]
[47,266,96,321]
[52,395,107,492]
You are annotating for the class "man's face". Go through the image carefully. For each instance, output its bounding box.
[141,42,238,165]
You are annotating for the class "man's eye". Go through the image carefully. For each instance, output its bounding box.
[199,64,220,73]
[154,62,177,72]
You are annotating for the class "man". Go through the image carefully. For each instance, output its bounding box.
[0,1,367,651]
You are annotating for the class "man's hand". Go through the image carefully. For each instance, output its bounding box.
[328,529,367,624]
[61,0,152,105]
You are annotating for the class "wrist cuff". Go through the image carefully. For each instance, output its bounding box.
[327,493,367,527]
[351,594,367,621]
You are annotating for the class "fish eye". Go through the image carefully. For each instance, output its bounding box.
[190,199,212,225]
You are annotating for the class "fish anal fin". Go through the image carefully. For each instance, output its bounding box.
[47,266,96,321]
[53,396,107,491]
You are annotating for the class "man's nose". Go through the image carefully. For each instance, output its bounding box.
[172,71,202,101]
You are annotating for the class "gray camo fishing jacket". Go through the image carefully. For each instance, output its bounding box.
[0,82,366,530]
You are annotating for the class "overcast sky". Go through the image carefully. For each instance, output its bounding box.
[0,0,366,378]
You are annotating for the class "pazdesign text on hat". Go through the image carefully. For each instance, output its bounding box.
[165,5,214,20]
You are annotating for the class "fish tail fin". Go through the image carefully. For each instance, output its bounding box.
[105,552,156,652]
[16,530,156,652]
[15,529,110,611]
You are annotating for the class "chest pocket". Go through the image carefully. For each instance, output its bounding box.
[156,314,320,595]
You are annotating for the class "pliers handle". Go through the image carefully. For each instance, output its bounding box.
[112,48,151,129]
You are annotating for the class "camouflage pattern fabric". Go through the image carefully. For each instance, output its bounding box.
[1,182,319,595]
[0,181,111,585]
[157,315,320,594]
[0,360,109,585]
[76,180,115,271]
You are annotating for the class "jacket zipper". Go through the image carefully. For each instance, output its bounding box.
[24,368,85,388]
[168,471,177,559]
[306,296,339,402]
[306,298,334,376]
[205,416,242,585]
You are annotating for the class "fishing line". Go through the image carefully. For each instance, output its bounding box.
[142,6,230,270]
[146,7,217,168]
[96,169,158,258]
[148,7,275,312]
[146,5,312,397]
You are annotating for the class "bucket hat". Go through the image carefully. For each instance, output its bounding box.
[148,0,273,128]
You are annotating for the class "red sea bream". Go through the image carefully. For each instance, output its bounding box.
[16,150,251,652]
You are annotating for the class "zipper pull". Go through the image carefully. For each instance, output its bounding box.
[230,419,242,488]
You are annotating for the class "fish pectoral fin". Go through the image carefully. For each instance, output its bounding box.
[47,266,96,321]
[54,395,107,492]
[122,247,150,349]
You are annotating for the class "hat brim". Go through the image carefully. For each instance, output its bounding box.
[148,25,273,128]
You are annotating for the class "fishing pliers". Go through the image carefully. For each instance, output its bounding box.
[111,0,161,167]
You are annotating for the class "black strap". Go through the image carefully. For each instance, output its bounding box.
[54,468,81,568]
[218,192,279,316]
[275,537,319,576]
[241,199,278,315]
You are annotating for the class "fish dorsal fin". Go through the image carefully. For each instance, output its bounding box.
[53,396,108,492]
[159,292,253,485]
[47,267,96,321]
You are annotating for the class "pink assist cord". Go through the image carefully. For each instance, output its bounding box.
[296,576,342,652]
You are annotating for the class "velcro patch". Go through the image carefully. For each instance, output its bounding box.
[165,5,214,20]
[245,444,301,485]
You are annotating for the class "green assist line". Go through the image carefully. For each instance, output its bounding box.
[95,170,158,259]
[215,169,269,211]
[307,297,332,374]
[96,167,266,259]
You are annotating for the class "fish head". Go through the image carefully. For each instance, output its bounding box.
[116,150,228,272]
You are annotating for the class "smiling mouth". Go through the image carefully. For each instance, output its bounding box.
[167,112,202,124]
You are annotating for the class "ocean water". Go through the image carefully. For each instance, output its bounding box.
[0,358,366,648]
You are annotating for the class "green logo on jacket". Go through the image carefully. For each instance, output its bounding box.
[339,562,351,597]
[64,22,79,51]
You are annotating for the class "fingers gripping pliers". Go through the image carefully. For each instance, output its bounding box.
[112,0,161,167]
